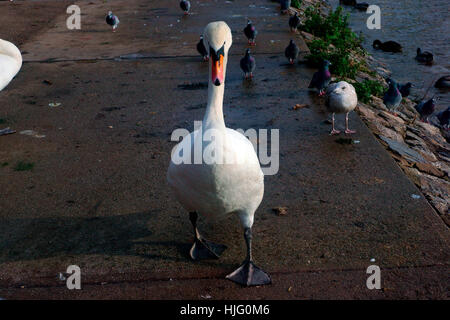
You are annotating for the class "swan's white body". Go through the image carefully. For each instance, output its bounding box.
[326,81,357,114]
[167,22,264,229]
[0,39,22,91]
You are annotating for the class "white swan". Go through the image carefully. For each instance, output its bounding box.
[167,21,270,286]
[0,39,22,91]
[325,81,358,135]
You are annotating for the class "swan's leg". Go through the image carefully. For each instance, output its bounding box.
[189,212,227,260]
[344,112,356,134]
[226,228,271,286]
[330,113,341,135]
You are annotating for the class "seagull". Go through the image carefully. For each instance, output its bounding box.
[308,60,332,96]
[383,78,402,114]
[106,11,120,32]
[289,12,301,32]
[325,81,358,135]
[180,0,191,15]
[284,39,299,64]
[196,35,208,61]
[240,49,256,79]
[243,20,257,46]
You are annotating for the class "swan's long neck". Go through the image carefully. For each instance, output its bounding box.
[203,56,227,131]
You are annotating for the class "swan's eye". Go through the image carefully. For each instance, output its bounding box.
[342,86,346,90]
[210,44,225,62]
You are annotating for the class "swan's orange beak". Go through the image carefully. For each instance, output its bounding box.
[211,54,224,86]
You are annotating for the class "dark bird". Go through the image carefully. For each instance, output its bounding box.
[284,40,299,65]
[289,12,301,32]
[415,98,436,123]
[180,0,191,15]
[435,76,450,89]
[383,79,402,113]
[106,11,120,32]
[354,2,369,10]
[436,107,450,130]
[243,20,257,45]
[387,78,411,97]
[280,0,291,14]
[340,0,356,5]
[196,35,208,61]
[398,82,413,97]
[308,60,332,96]
[240,49,256,79]
[373,40,402,53]
[415,48,433,64]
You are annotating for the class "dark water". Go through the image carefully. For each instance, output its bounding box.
[328,0,450,111]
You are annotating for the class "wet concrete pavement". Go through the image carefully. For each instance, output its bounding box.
[0,0,448,299]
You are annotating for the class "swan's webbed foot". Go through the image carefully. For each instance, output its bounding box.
[226,260,271,286]
[189,211,226,260]
[190,238,227,260]
[226,228,271,287]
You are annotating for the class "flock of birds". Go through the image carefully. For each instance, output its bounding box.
[369,41,449,127]
[0,1,449,287]
[337,1,449,129]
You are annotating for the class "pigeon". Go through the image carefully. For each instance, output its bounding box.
[398,82,413,97]
[383,79,402,113]
[354,2,369,10]
[416,48,433,64]
[436,107,450,130]
[284,40,299,65]
[308,60,332,96]
[387,78,412,97]
[280,0,291,14]
[106,11,120,32]
[289,12,301,32]
[180,0,191,15]
[415,98,436,123]
[196,35,208,61]
[240,49,256,79]
[435,76,450,89]
[243,20,257,45]
[373,40,402,53]
[325,81,358,135]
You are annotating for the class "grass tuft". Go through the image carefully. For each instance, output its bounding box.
[14,161,35,172]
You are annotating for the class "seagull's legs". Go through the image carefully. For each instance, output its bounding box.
[189,212,227,260]
[344,112,356,134]
[330,113,341,135]
[226,228,271,286]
